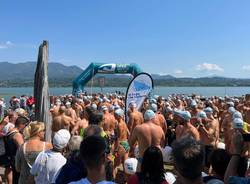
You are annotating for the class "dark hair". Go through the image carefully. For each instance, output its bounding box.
[209,149,230,178]
[138,146,165,184]
[89,112,103,125]
[15,116,29,127]
[84,125,102,139]
[80,136,106,169]
[172,136,204,181]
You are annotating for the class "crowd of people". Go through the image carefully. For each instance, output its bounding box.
[1,92,250,183]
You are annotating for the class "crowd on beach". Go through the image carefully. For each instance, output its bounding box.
[1,92,250,184]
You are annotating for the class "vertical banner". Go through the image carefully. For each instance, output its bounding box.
[125,73,154,123]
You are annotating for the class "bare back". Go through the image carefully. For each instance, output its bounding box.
[134,122,165,157]
[128,111,144,132]
[52,114,72,132]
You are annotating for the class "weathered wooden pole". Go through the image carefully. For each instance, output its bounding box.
[34,40,52,142]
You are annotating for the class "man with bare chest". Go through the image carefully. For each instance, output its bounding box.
[127,101,144,133]
[149,103,167,134]
[129,110,165,171]
[221,106,235,152]
[175,110,200,141]
[101,106,116,137]
[114,109,129,170]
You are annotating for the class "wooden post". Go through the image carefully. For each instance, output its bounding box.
[34,40,52,142]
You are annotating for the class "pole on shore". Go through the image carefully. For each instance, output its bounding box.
[34,40,52,142]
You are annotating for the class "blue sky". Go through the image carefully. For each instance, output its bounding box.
[1,0,250,78]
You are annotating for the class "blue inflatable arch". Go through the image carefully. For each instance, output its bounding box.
[72,63,142,96]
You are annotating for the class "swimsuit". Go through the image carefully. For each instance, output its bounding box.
[119,141,130,152]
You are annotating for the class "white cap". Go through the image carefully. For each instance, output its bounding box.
[149,103,158,112]
[124,158,138,175]
[227,101,234,107]
[101,105,108,111]
[53,129,71,150]
[197,111,207,119]
[233,118,243,129]
[233,111,243,120]
[91,103,97,110]
[228,107,236,114]
[115,109,124,117]
[129,101,137,108]
[144,110,156,121]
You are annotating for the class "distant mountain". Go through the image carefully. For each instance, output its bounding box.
[0,61,83,80]
[1,61,250,87]
[151,74,175,80]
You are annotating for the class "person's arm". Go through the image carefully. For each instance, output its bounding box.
[0,116,9,132]
[199,123,215,141]
[14,132,24,146]
[224,130,243,184]
[128,115,135,132]
[129,127,138,148]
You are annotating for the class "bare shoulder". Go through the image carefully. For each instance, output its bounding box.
[45,142,53,150]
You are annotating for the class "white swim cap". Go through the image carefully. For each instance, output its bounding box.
[144,110,156,121]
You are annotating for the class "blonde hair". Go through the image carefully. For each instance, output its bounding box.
[23,121,45,139]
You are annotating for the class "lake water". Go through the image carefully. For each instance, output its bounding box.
[1,87,250,101]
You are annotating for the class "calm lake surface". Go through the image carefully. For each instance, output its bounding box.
[1,87,250,101]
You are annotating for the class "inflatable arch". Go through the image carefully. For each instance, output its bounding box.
[72,63,143,96]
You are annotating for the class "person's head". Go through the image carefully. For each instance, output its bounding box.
[141,146,165,183]
[88,112,103,125]
[164,106,173,120]
[15,116,30,133]
[174,110,191,125]
[23,121,45,140]
[172,136,204,181]
[83,125,102,139]
[59,105,66,114]
[209,149,230,178]
[144,110,156,122]
[114,108,124,120]
[228,107,236,115]
[149,103,158,113]
[52,129,71,152]
[68,135,83,152]
[204,107,213,118]
[80,135,107,170]
[7,110,18,124]
[101,106,108,113]
[129,101,137,111]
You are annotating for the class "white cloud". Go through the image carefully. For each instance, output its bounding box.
[242,65,250,71]
[174,69,183,74]
[0,41,14,49]
[196,62,224,72]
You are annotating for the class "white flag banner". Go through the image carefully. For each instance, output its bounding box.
[125,73,154,122]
